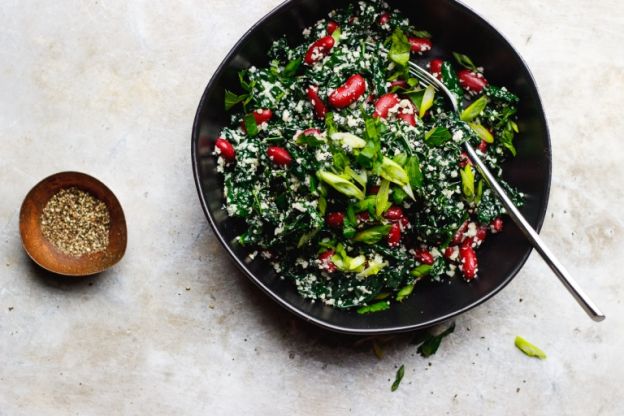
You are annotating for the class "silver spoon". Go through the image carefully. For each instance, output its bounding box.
[372,44,605,321]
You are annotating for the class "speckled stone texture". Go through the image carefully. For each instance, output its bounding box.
[1,1,623,415]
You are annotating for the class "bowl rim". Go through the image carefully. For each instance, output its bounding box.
[191,0,552,334]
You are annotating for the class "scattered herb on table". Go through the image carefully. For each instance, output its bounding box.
[514,336,547,359]
[416,322,456,357]
[391,364,405,392]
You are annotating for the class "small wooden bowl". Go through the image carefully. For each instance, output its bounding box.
[19,172,127,276]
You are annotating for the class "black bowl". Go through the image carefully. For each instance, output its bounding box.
[192,0,551,334]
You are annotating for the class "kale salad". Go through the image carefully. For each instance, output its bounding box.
[213,0,522,313]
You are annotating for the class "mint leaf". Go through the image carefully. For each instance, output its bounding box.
[452,52,479,72]
[244,113,258,136]
[424,126,452,146]
[388,28,411,67]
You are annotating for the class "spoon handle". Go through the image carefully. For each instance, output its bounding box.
[464,143,605,321]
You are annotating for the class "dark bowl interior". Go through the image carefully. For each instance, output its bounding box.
[192,0,551,334]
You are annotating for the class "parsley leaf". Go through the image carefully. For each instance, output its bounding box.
[224,90,248,111]
[282,58,302,78]
[391,365,405,392]
[452,52,479,72]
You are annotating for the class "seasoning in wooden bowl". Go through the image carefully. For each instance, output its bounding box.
[40,187,111,257]
[19,171,127,276]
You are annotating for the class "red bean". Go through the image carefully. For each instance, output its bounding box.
[430,59,443,79]
[255,109,273,123]
[414,248,434,265]
[318,250,337,273]
[451,221,469,245]
[475,225,488,242]
[267,146,292,166]
[478,139,488,153]
[387,223,401,247]
[215,138,235,161]
[389,79,407,89]
[356,211,370,224]
[304,36,335,65]
[459,151,472,168]
[378,12,390,25]
[444,246,458,260]
[396,101,417,126]
[373,93,399,119]
[459,243,478,280]
[384,205,404,221]
[491,217,504,233]
[300,128,321,137]
[241,108,273,131]
[399,216,410,229]
[458,69,488,93]
[373,94,416,125]
[306,85,327,119]
[327,20,339,35]
[328,74,367,108]
[368,185,380,195]
[408,37,432,54]
[326,212,345,229]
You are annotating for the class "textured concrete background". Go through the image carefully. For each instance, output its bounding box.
[1,0,623,414]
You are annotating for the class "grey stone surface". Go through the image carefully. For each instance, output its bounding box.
[1,0,623,414]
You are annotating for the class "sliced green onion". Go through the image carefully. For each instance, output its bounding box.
[514,336,547,359]
[297,228,318,248]
[332,253,366,272]
[317,170,365,200]
[379,156,409,187]
[345,166,367,188]
[468,122,494,143]
[330,132,367,149]
[356,257,389,278]
[460,95,488,121]
[410,264,432,278]
[419,84,435,118]
[396,283,415,302]
[357,301,390,315]
[460,164,475,201]
[331,26,342,43]
[375,179,391,218]
[353,225,392,244]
